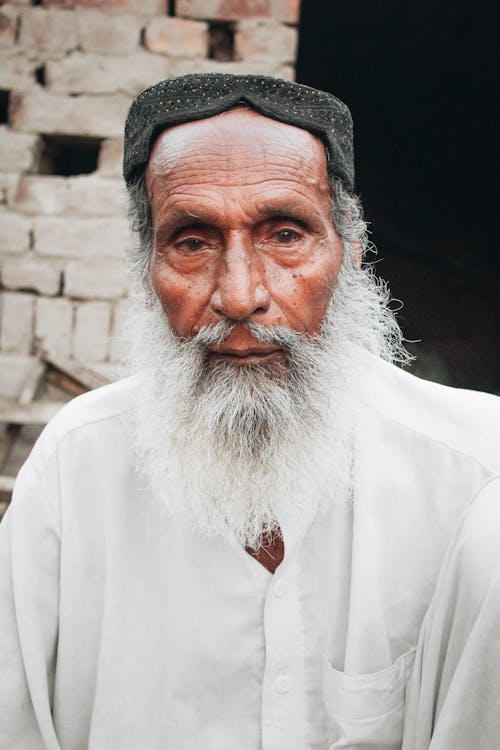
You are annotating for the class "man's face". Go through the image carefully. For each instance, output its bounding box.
[131,108,402,545]
[145,108,344,366]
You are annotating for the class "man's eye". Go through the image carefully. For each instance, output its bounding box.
[273,229,300,244]
[177,237,206,253]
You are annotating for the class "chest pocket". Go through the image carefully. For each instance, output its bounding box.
[322,647,416,749]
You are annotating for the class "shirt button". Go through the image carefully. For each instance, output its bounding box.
[275,673,291,694]
[274,579,284,597]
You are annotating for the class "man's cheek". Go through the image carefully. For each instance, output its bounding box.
[151,270,213,338]
[283,268,337,331]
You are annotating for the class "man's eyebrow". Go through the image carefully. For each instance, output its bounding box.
[153,204,316,243]
[158,208,203,227]
[154,210,206,242]
[259,205,312,225]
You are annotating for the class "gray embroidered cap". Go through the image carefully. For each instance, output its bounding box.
[123,73,355,192]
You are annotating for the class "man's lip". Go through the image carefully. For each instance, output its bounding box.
[209,347,282,358]
[209,350,284,367]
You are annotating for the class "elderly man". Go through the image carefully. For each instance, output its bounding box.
[1,74,499,750]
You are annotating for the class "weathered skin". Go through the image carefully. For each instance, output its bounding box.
[145,108,345,569]
[146,107,344,364]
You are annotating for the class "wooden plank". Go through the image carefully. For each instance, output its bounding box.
[41,352,110,392]
[46,368,87,397]
[0,475,15,520]
[0,424,21,471]
[0,474,15,493]
[0,355,40,399]
[0,399,66,425]
[19,360,47,405]
[0,359,46,472]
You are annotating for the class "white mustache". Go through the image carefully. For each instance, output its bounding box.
[188,320,314,352]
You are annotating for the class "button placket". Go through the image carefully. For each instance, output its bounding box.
[260,557,306,750]
[275,672,291,694]
[274,578,284,598]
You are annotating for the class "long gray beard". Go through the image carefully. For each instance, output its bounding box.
[127,251,407,549]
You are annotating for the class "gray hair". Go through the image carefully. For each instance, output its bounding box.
[127,174,152,287]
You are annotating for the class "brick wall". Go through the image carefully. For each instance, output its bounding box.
[0,0,300,376]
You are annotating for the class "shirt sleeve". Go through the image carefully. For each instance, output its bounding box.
[0,454,62,750]
[403,476,500,749]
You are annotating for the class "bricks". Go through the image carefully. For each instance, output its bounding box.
[0,292,34,355]
[43,0,167,12]
[170,56,283,77]
[14,175,127,217]
[66,176,127,216]
[45,51,170,96]
[76,10,141,55]
[33,216,130,259]
[40,0,76,7]
[0,212,32,255]
[64,259,128,299]
[0,128,39,173]
[13,175,67,215]
[0,50,38,91]
[235,18,297,61]
[177,0,299,22]
[98,139,124,177]
[0,0,299,373]
[0,174,20,207]
[275,64,295,81]
[19,6,145,57]
[35,296,73,358]
[144,17,208,58]
[19,7,79,54]
[2,255,62,296]
[177,0,272,21]
[10,89,130,138]
[270,0,300,24]
[0,6,18,47]
[73,300,111,362]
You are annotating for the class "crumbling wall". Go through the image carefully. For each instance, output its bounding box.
[0,0,299,374]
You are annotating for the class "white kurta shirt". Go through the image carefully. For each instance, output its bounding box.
[1,357,499,750]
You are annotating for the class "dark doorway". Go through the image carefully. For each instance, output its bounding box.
[297,1,499,392]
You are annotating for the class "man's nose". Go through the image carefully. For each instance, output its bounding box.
[210,236,271,321]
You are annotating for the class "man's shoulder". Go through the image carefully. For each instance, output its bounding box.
[51,375,137,430]
[364,357,500,473]
[33,376,139,461]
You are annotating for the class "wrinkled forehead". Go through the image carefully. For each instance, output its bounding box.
[145,107,330,190]
[123,73,355,192]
